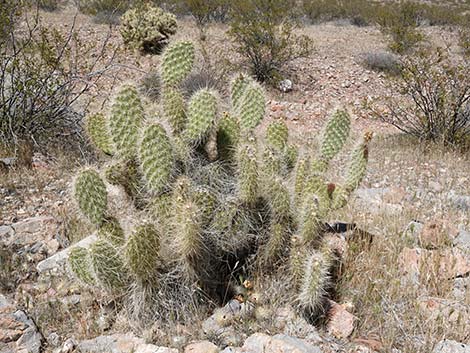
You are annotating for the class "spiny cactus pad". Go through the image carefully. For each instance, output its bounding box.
[319,109,351,163]
[163,87,186,133]
[185,89,218,143]
[237,142,259,205]
[75,169,107,225]
[161,41,195,86]
[85,113,113,155]
[231,73,253,112]
[98,217,125,246]
[68,247,95,285]
[345,132,372,192]
[90,239,128,291]
[139,123,174,193]
[237,82,266,132]
[109,85,144,158]
[266,121,289,151]
[125,224,161,282]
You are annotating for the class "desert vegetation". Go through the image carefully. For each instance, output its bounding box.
[0,1,469,353]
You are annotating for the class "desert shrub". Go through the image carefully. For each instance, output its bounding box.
[120,3,177,54]
[67,40,373,325]
[377,1,424,54]
[379,48,470,146]
[77,0,140,23]
[0,8,115,151]
[361,51,402,75]
[459,28,470,58]
[228,0,313,83]
[38,0,61,11]
[301,0,379,26]
[171,0,229,39]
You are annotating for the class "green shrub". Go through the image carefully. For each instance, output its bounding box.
[379,48,470,146]
[120,3,177,53]
[77,0,140,23]
[38,0,61,11]
[228,0,313,83]
[459,28,470,58]
[377,1,424,54]
[68,40,373,324]
[301,0,378,26]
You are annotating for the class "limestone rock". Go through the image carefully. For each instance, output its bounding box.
[184,341,218,353]
[433,339,470,353]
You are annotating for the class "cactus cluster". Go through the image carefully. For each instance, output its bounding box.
[70,40,372,324]
[120,3,177,54]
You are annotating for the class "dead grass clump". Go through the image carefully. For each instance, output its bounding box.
[360,51,402,75]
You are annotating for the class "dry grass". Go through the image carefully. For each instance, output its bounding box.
[333,134,470,352]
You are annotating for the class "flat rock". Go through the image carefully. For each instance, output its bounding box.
[184,341,218,353]
[37,234,97,275]
[453,230,470,252]
[433,339,470,353]
[242,333,322,353]
[77,333,177,353]
[354,187,405,215]
[326,301,356,339]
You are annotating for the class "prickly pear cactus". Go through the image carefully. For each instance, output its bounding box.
[67,40,372,326]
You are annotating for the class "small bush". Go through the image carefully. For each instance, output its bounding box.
[77,0,139,23]
[377,1,424,54]
[301,0,377,26]
[228,0,313,83]
[172,0,229,39]
[459,28,470,58]
[120,3,177,54]
[360,51,402,75]
[379,48,470,146]
[38,0,61,11]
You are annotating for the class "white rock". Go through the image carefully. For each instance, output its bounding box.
[36,234,97,275]
[433,340,470,353]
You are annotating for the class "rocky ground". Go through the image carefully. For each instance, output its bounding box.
[1,5,470,353]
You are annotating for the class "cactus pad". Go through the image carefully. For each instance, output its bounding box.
[319,109,351,163]
[109,85,144,158]
[85,113,113,155]
[161,41,195,86]
[75,169,107,225]
[90,239,128,291]
[139,123,174,193]
[68,247,95,285]
[185,89,218,143]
